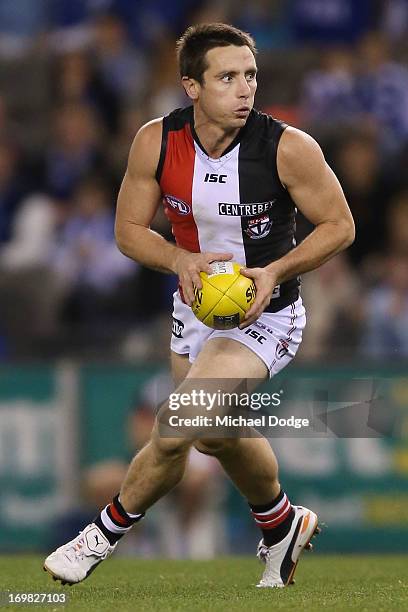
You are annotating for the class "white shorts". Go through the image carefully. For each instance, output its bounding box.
[171,291,306,378]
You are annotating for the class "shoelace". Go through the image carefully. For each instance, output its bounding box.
[257,545,282,586]
[64,536,86,564]
[257,542,269,563]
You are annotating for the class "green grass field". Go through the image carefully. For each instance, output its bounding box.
[0,555,406,611]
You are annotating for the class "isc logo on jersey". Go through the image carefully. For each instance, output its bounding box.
[165,195,191,215]
[204,173,227,183]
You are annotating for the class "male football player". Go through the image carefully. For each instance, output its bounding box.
[44,23,354,588]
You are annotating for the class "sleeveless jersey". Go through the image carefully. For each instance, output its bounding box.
[156,105,299,312]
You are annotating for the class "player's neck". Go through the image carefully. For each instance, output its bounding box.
[192,108,241,159]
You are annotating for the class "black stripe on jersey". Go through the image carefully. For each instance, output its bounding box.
[238,110,299,313]
[155,119,168,183]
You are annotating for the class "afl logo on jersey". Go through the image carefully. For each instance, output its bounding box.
[244,214,272,239]
[165,195,191,215]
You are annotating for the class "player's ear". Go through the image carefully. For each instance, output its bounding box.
[181,76,200,100]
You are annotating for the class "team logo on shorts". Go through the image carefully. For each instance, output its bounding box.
[172,317,184,338]
[165,195,191,215]
[275,338,289,360]
[244,214,272,239]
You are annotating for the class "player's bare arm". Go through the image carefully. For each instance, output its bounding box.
[241,127,355,327]
[115,120,232,304]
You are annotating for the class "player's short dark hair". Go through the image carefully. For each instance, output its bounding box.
[176,23,257,84]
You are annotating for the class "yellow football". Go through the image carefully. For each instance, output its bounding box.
[191,261,256,329]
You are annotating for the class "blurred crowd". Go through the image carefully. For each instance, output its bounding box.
[0,0,407,362]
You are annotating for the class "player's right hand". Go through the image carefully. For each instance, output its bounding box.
[174,250,233,305]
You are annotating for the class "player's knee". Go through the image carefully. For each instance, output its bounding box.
[151,431,191,460]
[194,437,239,456]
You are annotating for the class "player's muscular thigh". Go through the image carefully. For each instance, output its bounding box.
[188,339,267,455]
[167,340,267,456]
[187,337,268,380]
[171,351,191,386]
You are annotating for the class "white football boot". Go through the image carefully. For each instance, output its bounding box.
[43,523,116,585]
[256,505,320,588]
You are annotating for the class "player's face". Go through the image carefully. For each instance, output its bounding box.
[195,45,257,129]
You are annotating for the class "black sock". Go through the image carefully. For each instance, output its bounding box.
[249,489,295,547]
[94,494,145,545]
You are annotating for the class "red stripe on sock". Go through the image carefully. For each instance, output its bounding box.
[109,503,130,526]
[255,505,292,529]
[252,498,290,522]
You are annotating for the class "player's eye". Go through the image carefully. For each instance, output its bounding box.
[246,72,256,81]
[221,74,233,82]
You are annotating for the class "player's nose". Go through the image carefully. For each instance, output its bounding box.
[237,76,251,97]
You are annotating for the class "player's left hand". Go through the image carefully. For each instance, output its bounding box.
[238,266,278,329]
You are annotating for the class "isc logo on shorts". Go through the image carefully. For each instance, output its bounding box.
[244,328,267,344]
[172,317,184,338]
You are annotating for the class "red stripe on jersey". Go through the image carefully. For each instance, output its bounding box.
[160,124,200,253]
